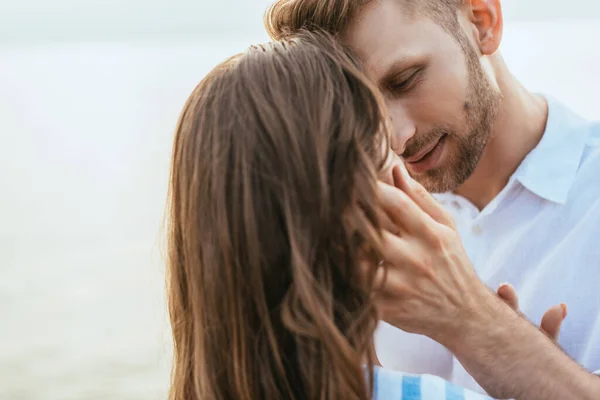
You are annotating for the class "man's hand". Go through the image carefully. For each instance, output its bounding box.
[497,283,567,342]
[375,159,568,343]
[371,164,490,344]
[371,162,600,400]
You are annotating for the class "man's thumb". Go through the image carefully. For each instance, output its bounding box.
[541,303,567,342]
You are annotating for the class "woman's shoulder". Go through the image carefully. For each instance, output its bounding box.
[373,367,492,400]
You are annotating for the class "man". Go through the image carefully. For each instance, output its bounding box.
[374,164,600,399]
[265,0,600,396]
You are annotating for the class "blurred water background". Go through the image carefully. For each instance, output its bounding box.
[1,1,599,399]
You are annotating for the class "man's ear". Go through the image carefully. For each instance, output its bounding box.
[465,0,503,55]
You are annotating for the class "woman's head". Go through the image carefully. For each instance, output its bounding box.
[167,31,389,400]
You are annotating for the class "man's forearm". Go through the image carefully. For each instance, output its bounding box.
[443,289,600,400]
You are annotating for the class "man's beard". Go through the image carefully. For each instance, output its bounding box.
[408,46,501,193]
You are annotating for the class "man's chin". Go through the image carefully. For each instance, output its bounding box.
[413,168,464,194]
[419,180,456,194]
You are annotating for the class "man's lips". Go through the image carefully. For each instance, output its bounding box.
[403,135,446,164]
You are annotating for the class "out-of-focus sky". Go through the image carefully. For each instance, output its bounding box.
[2,0,600,43]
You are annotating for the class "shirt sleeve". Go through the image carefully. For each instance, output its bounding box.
[374,367,493,400]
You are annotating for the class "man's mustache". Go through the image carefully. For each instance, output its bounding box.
[402,129,450,160]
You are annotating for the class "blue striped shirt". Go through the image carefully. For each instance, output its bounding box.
[374,367,492,400]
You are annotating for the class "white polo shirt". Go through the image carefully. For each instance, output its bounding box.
[374,97,600,393]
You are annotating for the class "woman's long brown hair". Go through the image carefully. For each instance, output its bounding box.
[167,30,389,400]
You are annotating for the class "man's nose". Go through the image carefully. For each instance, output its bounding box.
[389,106,417,154]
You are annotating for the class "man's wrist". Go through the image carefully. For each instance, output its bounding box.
[432,284,510,352]
[431,286,528,399]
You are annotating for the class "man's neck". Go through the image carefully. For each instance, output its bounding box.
[454,57,549,211]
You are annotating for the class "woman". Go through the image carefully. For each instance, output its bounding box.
[166,30,491,400]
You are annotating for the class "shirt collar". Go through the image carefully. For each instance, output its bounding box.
[513,96,590,204]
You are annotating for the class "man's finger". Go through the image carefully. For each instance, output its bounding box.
[368,231,423,292]
[541,304,567,342]
[392,163,455,229]
[378,181,435,235]
[379,230,418,268]
[497,283,519,312]
[376,207,400,236]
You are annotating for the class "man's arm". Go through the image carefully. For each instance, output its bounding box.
[444,284,600,400]
[372,164,600,400]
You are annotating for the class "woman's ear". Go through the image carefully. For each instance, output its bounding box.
[466,0,504,55]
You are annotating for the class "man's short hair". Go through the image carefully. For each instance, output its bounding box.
[265,0,463,41]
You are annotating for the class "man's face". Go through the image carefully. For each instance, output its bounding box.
[343,0,500,193]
